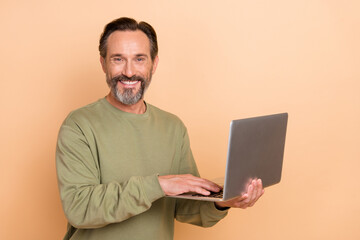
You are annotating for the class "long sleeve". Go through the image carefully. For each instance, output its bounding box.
[56,117,165,229]
[174,127,228,226]
[56,98,227,240]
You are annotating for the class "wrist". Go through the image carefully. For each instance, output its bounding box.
[214,202,230,211]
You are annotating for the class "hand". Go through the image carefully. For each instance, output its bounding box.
[215,179,264,209]
[158,174,222,196]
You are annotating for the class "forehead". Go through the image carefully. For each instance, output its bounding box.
[106,30,151,57]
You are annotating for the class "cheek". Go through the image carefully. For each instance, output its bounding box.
[142,65,154,77]
[105,63,124,76]
[107,71,120,80]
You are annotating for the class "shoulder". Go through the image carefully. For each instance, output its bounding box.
[67,98,105,120]
[148,104,186,128]
[60,98,107,130]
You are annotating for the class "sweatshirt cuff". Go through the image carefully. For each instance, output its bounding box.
[141,174,166,203]
[203,201,229,216]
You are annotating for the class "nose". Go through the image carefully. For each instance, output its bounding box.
[123,61,135,77]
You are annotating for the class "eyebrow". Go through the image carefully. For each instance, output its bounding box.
[109,53,149,58]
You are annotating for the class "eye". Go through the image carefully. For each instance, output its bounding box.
[110,56,125,64]
[136,57,145,62]
[113,57,123,62]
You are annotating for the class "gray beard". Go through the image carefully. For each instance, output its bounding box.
[107,73,151,105]
[113,82,145,105]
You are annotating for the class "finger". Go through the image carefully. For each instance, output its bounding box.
[239,180,256,208]
[219,192,252,208]
[188,177,222,192]
[238,194,248,201]
[179,176,221,194]
[254,179,263,198]
[192,186,211,195]
[235,185,252,208]
[222,179,265,209]
[257,179,263,194]
[250,179,259,202]
[249,179,264,207]
[253,179,262,198]
[245,182,254,202]
[248,190,258,207]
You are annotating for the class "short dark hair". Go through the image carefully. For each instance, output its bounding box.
[99,17,158,61]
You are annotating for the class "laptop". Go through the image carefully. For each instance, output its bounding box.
[169,113,288,202]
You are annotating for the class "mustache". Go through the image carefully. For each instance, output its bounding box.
[112,74,145,83]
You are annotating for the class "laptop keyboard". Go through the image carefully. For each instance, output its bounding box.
[191,189,224,198]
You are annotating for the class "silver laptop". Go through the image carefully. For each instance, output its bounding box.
[169,113,288,202]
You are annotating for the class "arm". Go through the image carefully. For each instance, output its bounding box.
[158,126,264,221]
[164,127,228,227]
[158,174,221,196]
[56,119,165,229]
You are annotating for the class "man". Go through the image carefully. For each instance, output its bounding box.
[56,17,264,240]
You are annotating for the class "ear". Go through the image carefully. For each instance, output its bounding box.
[100,56,106,73]
[151,56,159,75]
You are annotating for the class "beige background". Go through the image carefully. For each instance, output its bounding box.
[1,0,359,239]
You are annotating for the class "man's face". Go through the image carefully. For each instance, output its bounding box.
[100,30,158,105]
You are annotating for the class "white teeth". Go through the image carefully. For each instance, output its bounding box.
[121,81,138,85]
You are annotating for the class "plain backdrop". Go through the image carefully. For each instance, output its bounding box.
[0,0,359,239]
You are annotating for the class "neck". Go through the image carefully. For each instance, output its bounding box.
[106,93,146,114]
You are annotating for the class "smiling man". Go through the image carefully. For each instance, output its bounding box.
[101,30,158,112]
[56,17,264,240]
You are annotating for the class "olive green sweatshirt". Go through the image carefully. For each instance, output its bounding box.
[56,98,228,240]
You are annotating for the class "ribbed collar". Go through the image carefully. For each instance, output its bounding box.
[100,97,151,120]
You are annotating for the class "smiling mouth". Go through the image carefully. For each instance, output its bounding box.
[120,80,139,85]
